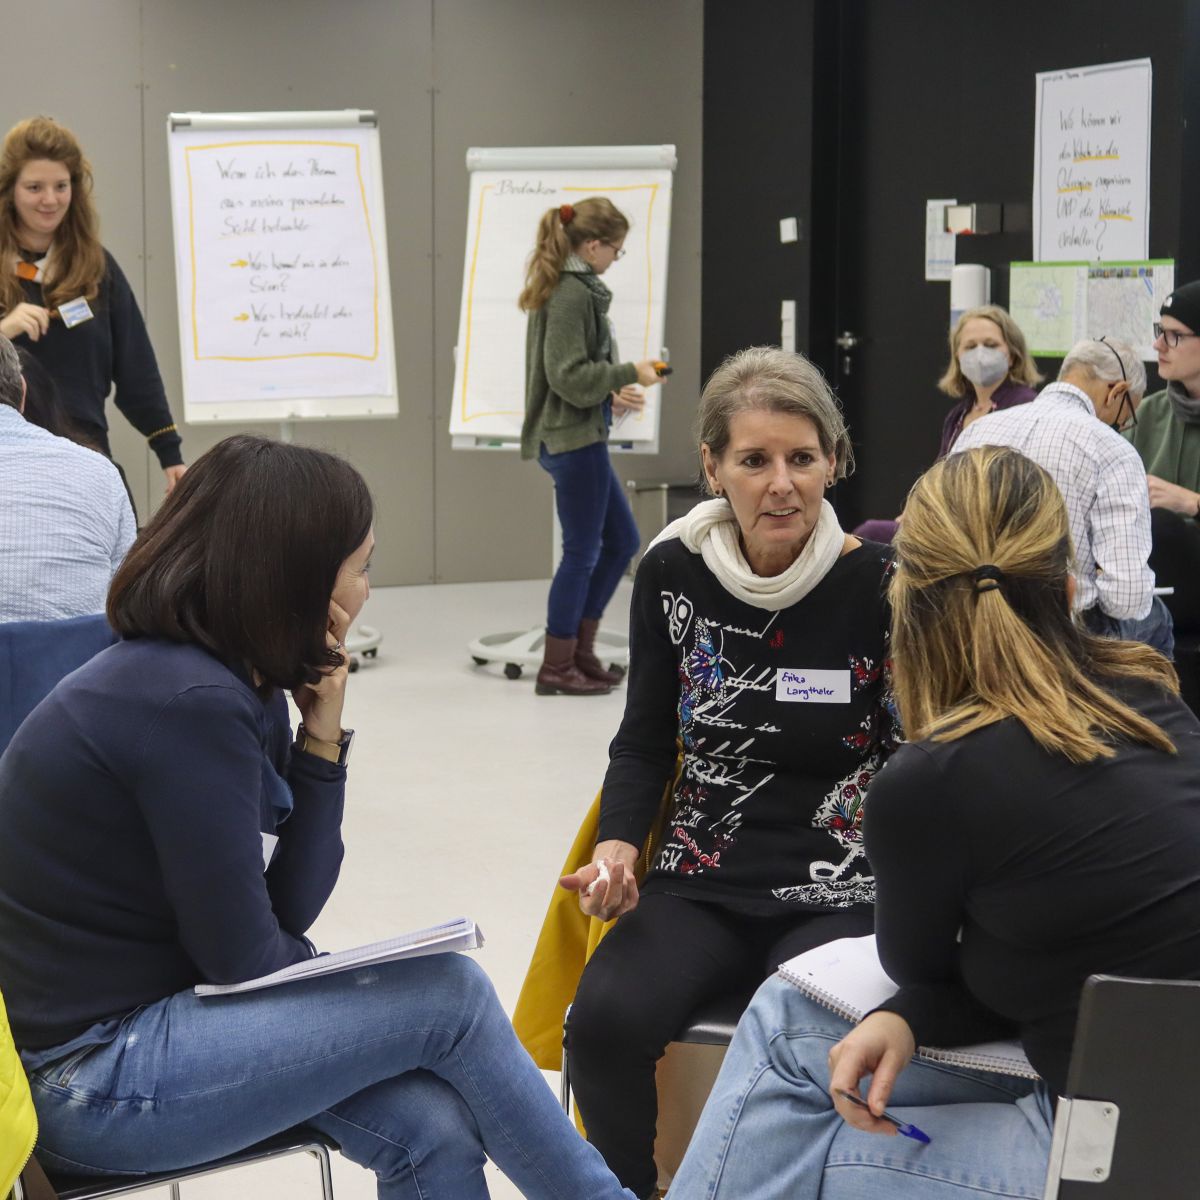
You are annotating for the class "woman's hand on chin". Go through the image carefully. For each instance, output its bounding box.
[292,599,351,741]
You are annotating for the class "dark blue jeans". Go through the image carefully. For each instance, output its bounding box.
[1081,595,1175,660]
[539,441,640,639]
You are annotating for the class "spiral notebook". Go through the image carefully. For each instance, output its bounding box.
[777,935,1039,1080]
[195,917,484,997]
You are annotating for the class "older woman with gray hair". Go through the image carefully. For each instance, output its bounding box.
[953,335,1171,656]
[557,346,902,1199]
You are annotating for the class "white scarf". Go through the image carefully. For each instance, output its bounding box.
[648,497,846,611]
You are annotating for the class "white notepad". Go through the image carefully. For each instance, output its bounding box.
[777,935,1039,1080]
[195,917,484,997]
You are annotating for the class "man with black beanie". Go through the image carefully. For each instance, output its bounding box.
[1127,278,1200,635]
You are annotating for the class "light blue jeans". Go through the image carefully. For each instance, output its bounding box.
[669,977,1055,1200]
[27,954,634,1200]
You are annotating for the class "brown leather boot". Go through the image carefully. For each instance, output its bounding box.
[536,633,612,695]
[575,617,626,685]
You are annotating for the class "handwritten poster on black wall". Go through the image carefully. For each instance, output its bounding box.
[1033,59,1152,263]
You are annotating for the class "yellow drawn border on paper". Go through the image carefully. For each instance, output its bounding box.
[185,139,379,363]
[459,183,496,422]
[458,181,663,424]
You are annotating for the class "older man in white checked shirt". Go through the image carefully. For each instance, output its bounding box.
[951,336,1172,657]
[0,333,135,623]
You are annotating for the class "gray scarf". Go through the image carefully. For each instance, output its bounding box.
[1167,379,1200,426]
[563,253,613,363]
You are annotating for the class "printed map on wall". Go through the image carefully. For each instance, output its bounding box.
[1010,260,1173,359]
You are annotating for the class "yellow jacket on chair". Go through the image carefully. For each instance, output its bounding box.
[1,987,37,1196]
[513,768,677,1071]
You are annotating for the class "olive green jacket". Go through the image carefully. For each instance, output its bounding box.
[1125,385,1200,491]
[521,273,638,459]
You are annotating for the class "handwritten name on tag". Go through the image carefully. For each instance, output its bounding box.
[775,668,851,704]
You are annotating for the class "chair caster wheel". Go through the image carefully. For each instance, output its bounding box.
[504,663,523,680]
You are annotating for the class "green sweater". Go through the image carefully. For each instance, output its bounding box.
[521,273,638,459]
[1126,385,1200,490]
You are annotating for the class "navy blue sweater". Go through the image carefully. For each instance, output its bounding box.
[0,639,345,1051]
[17,249,183,468]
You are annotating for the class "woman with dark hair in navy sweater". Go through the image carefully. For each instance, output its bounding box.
[0,434,636,1200]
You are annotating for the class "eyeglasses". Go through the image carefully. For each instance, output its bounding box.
[1153,322,1200,349]
[601,242,626,261]
[1097,337,1137,432]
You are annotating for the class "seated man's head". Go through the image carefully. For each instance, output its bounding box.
[1058,338,1145,432]
[1155,280,1200,398]
[0,333,25,413]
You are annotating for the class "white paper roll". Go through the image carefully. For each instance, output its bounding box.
[950,264,991,327]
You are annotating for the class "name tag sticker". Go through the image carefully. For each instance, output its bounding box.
[775,668,851,704]
[57,297,94,329]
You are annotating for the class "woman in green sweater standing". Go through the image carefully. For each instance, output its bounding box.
[519,198,663,696]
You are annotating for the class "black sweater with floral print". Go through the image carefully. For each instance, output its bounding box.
[599,537,900,916]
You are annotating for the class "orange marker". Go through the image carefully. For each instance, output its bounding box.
[653,360,673,377]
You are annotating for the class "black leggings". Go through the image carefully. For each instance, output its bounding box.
[566,891,873,1199]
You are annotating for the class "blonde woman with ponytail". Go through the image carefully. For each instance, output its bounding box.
[520,197,663,695]
[670,445,1200,1200]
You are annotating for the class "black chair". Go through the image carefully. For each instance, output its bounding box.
[1043,975,1200,1198]
[12,1129,337,1200]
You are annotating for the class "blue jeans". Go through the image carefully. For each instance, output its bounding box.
[27,954,634,1200]
[538,442,640,639]
[1081,595,1175,659]
[669,977,1054,1200]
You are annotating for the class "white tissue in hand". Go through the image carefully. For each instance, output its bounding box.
[584,860,611,897]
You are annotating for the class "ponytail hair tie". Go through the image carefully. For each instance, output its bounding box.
[559,203,575,225]
[970,564,1006,593]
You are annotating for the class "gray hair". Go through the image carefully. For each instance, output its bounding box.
[1059,338,1147,402]
[696,346,854,491]
[0,334,20,410]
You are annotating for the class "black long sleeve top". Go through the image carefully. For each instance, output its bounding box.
[866,679,1200,1095]
[16,249,183,468]
[599,536,900,915]
[0,638,344,1051]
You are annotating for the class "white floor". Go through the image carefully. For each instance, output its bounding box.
[185,578,635,1200]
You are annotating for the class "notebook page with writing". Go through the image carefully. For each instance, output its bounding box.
[195,917,484,997]
[777,935,1038,1080]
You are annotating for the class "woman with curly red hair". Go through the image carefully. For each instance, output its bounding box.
[0,116,184,494]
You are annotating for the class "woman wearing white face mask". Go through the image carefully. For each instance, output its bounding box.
[854,306,1041,544]
[937,305,1042,453]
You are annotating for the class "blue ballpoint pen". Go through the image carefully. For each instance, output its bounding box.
[835,1089,932,1144]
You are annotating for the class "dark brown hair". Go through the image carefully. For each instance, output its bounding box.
[0,117,106,312]
[108,435,373,692]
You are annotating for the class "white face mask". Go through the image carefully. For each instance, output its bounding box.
[958,345,1010,388]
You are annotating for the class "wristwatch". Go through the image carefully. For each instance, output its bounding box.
[296,723,355,766]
